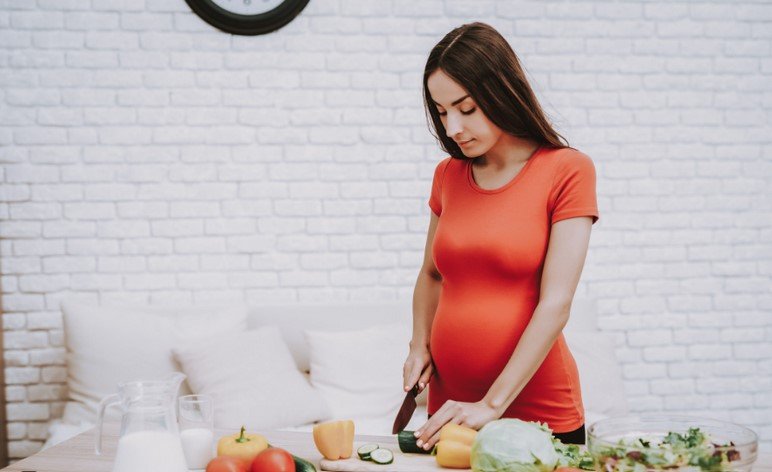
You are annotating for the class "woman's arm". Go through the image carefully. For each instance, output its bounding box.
[403,212,442,393]
[482,215,593,412]
[414,216,593,449]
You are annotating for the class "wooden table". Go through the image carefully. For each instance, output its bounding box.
[2,424,771,471]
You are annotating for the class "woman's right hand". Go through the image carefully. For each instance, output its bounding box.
[403,344,434,394]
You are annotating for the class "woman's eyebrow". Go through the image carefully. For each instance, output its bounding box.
[433,94,470,107]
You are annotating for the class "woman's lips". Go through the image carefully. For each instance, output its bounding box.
[458,139,474,146]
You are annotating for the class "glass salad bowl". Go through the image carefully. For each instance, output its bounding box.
[587,415,758,472]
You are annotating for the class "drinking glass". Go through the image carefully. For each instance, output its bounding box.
[178,394,215,470]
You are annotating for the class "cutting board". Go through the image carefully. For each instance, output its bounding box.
[319,441,471,472]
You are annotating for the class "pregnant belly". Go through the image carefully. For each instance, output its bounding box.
[429,291,537,390]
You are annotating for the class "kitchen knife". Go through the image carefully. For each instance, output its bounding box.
[392,384,420,434]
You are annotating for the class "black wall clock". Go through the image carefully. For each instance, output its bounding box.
[184,0,309,36]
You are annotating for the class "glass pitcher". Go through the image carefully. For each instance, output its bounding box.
[95,372,189,472]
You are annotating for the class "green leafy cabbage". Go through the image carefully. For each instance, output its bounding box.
[471,419,560,472]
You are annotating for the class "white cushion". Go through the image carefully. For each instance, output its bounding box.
[248,301,412,373]
[563,330,628,419]
[173,326,331,431]
[61,300,248,424]
[305,323,410,428]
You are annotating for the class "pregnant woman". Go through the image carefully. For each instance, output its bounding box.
[402,22,600,449]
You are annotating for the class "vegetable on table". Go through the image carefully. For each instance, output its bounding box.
[357,443,380,460]
[312,419,355,460]
[264,441,317,472]
[470,419,560,472]
[593,427,742,471]
[205,456,249,472]
[435,423,477,469]
[439,423,478,446]
[369,448,394,465]
[291,453,318,472]
[553,438,594,470]
[436,440,472,469]
[355,443,394,466]
[397,430,432,455]
[250,447,295,472]
[217,426,269,463]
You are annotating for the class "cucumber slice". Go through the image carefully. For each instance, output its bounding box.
[357,443,379,460]
[369,448,394,465]
[397,430,431,454]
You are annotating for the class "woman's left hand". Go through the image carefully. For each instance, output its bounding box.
[413,400,501,451]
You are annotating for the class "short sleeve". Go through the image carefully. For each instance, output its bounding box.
[549,152,599,225]
[428,158,451,217]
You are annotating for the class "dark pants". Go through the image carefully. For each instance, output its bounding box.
[553,424,586,445]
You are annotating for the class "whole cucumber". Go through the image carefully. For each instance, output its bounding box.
[397,430,432,455]
[293,454,317,472]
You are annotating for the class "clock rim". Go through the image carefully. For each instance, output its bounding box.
[184,0,310,36]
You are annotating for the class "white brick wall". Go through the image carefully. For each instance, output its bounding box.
[1,0,771,460]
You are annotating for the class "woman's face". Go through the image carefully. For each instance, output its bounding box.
[427,69,503,158]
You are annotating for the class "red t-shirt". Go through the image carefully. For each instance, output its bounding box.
[426,145,599,433]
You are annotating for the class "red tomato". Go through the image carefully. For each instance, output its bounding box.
[250,447,295,472]
[206,456,249,472]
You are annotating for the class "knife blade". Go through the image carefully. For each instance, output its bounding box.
[392,384,420,434]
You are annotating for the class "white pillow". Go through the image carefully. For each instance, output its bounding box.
[61,300,248,424]
[305,323,410,424]
[563,330,628,419]
[173,326,331,431]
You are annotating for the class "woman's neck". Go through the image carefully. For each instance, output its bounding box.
[478,135,539,169]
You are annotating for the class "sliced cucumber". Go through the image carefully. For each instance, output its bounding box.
[397,430,431,455]
[357,443,379,461]
[369,448,394,465]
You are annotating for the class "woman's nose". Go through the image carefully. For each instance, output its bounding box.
[445,114,463,138]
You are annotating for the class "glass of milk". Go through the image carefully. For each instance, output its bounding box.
[178,394,215,470]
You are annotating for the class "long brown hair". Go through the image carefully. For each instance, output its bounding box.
[423,22,571,159]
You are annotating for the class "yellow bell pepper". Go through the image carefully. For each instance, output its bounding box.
[439,423,477,445]
[436,440,472,469]
[312,420,355,460]
[435,424,477,469]
[217,426,269,463]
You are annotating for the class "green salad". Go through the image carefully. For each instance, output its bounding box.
[553,438,594,470]
[592,427,741,471]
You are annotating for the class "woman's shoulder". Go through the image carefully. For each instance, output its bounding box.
[435,155,456,170]
[431,155,460,179]
[541,146,596,177]
[542,146,594,165]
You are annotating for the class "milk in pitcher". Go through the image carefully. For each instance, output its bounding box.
[112,430,188,472]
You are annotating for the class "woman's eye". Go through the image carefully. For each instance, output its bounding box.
[437,108,475,116]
